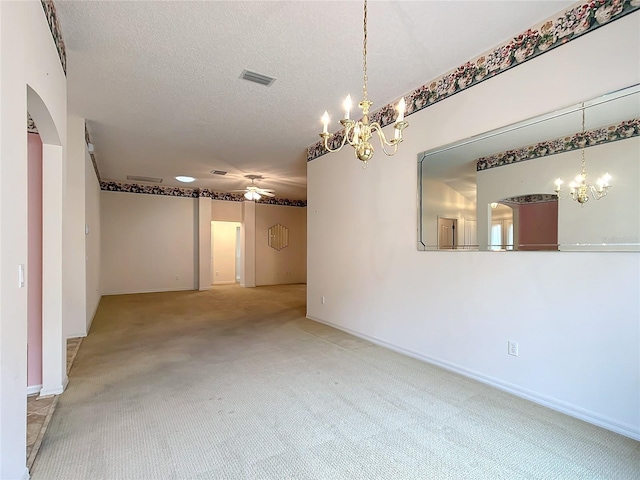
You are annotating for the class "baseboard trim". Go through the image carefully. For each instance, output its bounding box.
[39,375,68,397]
[307,314,640,441]
[65,332,87,340]
[27,384,42,396]
[102,287,195,296]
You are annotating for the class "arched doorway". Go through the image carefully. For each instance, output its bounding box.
[27,85,67,397]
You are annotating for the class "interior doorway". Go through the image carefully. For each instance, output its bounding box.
[437,217,457,250]
[211,221,242,285]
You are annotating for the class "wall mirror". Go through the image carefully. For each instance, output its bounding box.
[417,84,640,252]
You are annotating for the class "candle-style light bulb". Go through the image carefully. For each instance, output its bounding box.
[321,111,330,134]
[554,178,563,192]
[396,97,406,123]
[601,172,611,186]
[343,95,352,120]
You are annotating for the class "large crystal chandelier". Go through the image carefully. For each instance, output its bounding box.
[319,0,408,166]
[554,103,611,205]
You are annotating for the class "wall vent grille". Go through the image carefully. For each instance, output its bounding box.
[126,175,163,183]
[240,69,276,87]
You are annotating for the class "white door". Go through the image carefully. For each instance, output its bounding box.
[438,217,457,249]
[210,223,215,284]
[235,226,241,282]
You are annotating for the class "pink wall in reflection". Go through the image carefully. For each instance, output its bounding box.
[518,201,558,251]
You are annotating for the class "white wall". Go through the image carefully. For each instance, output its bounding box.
[0,1,68,477]
[477,137,640,250]
[307,13,640,440]
[212,199,242,222]
[85,149,101,330]
[241,201,256,287]
[198,197,212,290]
[101,191,197,294]
[103,194,306,293]
[256,204,307,285]
[64,115,87,337]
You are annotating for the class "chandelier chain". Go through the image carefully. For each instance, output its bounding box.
[318,0,408,164]
[362,0,368,102]
[581,103,586,177]
[554,100,612,205]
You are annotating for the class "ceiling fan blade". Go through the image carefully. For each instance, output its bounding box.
[226,185,275,197]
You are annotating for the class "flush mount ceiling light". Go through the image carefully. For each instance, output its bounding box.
[175,176,195,183]
[319,0,408,166]
[554,103,612,205]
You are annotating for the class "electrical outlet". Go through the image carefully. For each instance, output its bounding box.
[508,340,519,356]
[321,296,325,305]
[175,275,180,281]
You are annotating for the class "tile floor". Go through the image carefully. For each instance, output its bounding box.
[26,337,83,468]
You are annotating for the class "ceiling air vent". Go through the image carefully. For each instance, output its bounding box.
[240,69,276,87]
[210,170,228,176]
[127,175,163,183]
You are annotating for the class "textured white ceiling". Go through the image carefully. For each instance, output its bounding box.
[57,1,574,200]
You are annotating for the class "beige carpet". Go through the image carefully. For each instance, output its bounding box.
[31,284,639,479]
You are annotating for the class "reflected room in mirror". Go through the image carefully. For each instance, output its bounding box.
[417,84,640,252]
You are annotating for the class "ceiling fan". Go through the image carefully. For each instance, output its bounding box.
[231,175,275,200]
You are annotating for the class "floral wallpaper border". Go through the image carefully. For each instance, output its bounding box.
[307,0,640,162]
[84,124,102,182]
[40,0,66,75]
[28,114,39,134]
[100,181,307,207]
[501,194,558,205]
[476,117,640,171]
